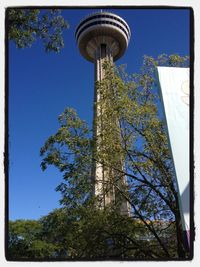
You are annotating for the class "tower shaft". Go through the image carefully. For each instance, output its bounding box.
[95,43,112,81]
[93,43,130,215]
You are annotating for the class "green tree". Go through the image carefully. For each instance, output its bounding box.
[93,55,189,258]
[9,207,163,260]
[40,108,93,210]
[8,219,57,259]
[40,54,189,259]
[7,8,69,52]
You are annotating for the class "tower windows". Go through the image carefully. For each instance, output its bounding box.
[75,13,131,39]
[76,20,129,42]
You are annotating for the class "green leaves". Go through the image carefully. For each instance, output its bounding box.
[9,207,176,259]
[40,108,93,209]
[143,53,189,67]
[7,8,69,52]
[38,54,190,259]
[91,56,189,258]
[8,219,59,259]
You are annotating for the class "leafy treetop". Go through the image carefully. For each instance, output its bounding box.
[7,8,69,52]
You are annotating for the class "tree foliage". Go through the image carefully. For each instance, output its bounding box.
[40,108,93,209]
[39,54,189,259]
[93,55,190,258]
[9,206,173,260]
[8,219,56,259]
[7,8,69,52]
[8,54,190,260]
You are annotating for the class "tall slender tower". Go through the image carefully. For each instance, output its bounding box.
[75,11,131,215]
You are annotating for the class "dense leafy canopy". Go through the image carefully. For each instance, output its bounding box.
[7,9,69,52]
[8,219,56,259]
[8,207,177,260]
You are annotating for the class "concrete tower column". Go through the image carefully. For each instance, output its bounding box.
[93,42,114,209]
[95,43,113,81]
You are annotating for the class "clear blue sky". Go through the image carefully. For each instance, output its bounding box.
[9,8,190,221]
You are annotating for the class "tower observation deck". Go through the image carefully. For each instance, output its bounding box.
[76,12,131,215]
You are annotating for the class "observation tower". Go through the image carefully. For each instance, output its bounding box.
[75,11,131,215]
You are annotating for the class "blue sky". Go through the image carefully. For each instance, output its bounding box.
[8,8,190,221]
